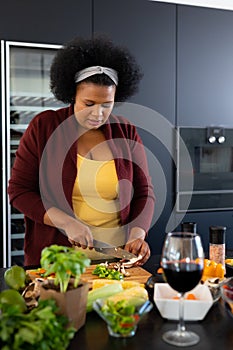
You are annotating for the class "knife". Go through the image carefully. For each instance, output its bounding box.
[92,239,137,260]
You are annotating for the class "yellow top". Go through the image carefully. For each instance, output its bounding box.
[72,154,126,259]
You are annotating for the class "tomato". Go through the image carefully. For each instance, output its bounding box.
[223,284,233,301]
[120,315,139,328]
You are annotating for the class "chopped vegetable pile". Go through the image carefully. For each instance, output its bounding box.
[92,264,124,280]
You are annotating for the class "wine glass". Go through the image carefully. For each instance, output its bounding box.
[161,232,204,347]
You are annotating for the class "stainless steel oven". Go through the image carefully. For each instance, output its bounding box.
[177,127,233,212]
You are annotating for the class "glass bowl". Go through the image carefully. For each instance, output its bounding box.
[93,298,153,338]
[204,277,226,303]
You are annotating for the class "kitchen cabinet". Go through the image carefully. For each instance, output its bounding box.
[94,0,176,123]
[93,0,177,255]
[0,0,92,268]
[0,0,92,44]
[176,6,233,251]
[177,6,233,127]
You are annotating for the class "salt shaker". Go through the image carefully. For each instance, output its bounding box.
[209,226,226,267]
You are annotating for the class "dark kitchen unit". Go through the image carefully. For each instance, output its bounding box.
[175,5,233,253]
[177,126,233,212]
[1,1,233,266]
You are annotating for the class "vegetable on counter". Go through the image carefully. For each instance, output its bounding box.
[87,280,148,312]
[0,289,27,313]
[92,279,144,290]
[4,265,26,291]
[1,268,76,349]
[105,286,148,306]
[26,267,53,279]
[0,297,76,350]
[92,263,124,280]
[87,283,124,312]
[40,244,91,292]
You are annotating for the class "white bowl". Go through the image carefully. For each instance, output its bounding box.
[154,283,213,321]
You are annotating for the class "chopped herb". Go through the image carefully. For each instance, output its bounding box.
[92,264,124,280]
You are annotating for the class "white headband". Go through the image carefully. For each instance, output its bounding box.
[75,65,118,86]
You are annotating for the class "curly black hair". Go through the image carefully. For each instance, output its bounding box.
[50,36,143,104]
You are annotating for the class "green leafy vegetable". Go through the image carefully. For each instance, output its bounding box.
[92,264,124,280]
[0,298,76,349]
[40,245,91,292]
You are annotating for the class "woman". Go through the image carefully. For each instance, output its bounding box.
[8,36,155,266]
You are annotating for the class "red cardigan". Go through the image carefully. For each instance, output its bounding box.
[8,104,155,265]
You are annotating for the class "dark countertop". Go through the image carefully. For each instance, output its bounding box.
[69,302,232,350]
[68,254,233,350]
[1,255,233,350]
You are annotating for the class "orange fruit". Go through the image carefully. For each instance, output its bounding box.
[204,264,215,277]
[157,267,163,274]
[203,259,218,277]
[215,263,225,278]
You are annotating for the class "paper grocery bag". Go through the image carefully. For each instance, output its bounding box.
[39,279,89,331]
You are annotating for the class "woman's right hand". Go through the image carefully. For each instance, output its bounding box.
[44,207,93,249]
[64,218,93,249]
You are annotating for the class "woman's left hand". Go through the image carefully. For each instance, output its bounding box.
[124,238,150,266]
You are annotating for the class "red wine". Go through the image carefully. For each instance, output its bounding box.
[163,262,203,293]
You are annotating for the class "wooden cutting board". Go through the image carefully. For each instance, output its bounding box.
[80,264,152,285]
